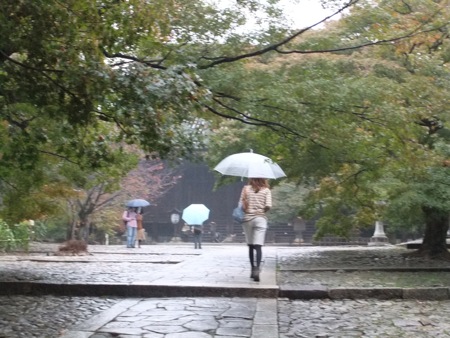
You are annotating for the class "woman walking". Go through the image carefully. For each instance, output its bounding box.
[239,178,272,282]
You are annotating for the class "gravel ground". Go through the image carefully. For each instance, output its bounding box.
[0,296,119,338]
[278,298,450,338]
[279,270,450,288]
[277,246,450,288]
[277,246,450,269]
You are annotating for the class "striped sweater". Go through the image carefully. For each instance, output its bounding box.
[239,185,272,221]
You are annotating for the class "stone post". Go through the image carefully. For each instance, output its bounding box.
[170,209,182,243]
[369,220,389,246]
[292,217,306,245]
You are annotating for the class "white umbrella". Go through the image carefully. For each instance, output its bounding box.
[214,152,286,179]
[182,204,210,225]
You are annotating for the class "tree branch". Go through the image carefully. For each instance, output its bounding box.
[202,99,329,150]
[101,48,168,70]
[38,150,82,165]
[0,50,64,73]
[277,24,450,55]
[198,0,360,69]
[197,1,449,68]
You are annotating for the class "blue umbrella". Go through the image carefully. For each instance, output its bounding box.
[182,204,210,225]
[126,199,150,208]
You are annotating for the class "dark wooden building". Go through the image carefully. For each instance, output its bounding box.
[143,162,246,242]
[140,161,375,245]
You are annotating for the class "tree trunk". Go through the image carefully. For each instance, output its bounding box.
[418,206,449,258]
[76,219,90,242]
[77,208,91,242]
[70,220,77,240]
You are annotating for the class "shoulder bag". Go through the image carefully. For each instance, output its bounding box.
[232,187,248,223]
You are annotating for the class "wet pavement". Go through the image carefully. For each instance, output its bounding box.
[1,242,450,337]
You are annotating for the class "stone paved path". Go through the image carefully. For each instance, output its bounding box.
[1,243,450,337]
[63,297,277,338]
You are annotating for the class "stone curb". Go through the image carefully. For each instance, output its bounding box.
[0,281,279,298]
[2,281,449,300]
[279,267,450,272]
[279,285,450,300]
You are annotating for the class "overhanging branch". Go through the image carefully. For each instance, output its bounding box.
[198,0,359,68]
[202,99,329,150]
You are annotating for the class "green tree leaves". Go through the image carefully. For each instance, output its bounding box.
[1,0,450,253]
[204,0,450,253]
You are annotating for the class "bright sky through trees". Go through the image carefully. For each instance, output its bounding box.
[208,0,337,31]
[279,0,336,28]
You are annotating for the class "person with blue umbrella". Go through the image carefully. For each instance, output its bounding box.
[122,207,138,248]
[182,204,210,249]
[123,199,150,248]
[191,222,204,249]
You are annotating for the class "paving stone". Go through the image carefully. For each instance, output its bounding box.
[183,318,218,331]
[165,332,211,338]
[216,326,252,336]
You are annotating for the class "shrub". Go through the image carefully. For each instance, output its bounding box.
[0,220,33,252]
[0,220,15,252]
[11,221,32,251]
[58,239,88,254]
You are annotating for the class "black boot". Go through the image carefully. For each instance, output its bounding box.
[250,266,257,279]
[253,267,260,282]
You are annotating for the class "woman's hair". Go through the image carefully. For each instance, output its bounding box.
[248,178,269,192]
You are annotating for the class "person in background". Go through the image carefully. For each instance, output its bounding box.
[122,207,138,248]
[136,209,146,248]
[239,177,272,282]
[210,221,220,243]
[191,223,203,249]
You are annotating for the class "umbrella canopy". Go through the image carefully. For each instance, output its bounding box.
[182,204,210,225]
[214,152,286,179]
[126,199,150,208]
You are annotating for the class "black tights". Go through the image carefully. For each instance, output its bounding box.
[248,244,262,267]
